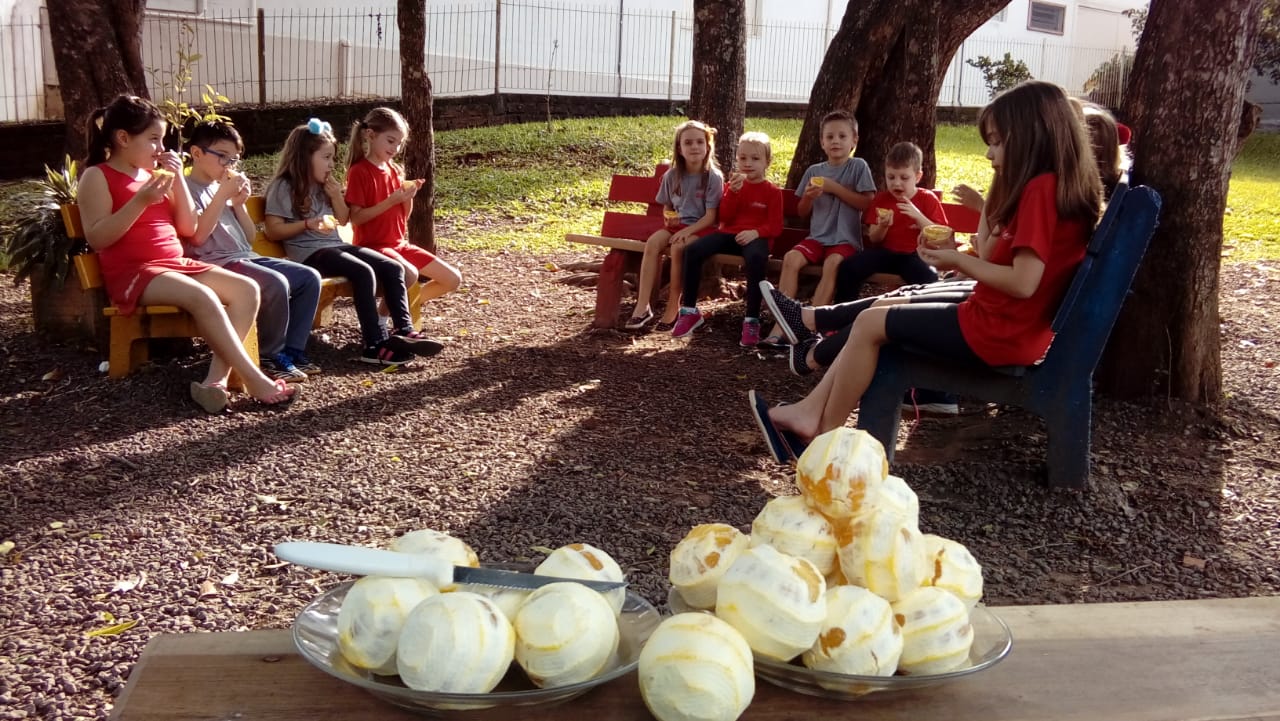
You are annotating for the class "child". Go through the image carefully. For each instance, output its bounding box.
[762,110,875,346]
[672,131,784,345]
[263,118,442,366]
[76,95,298,413]
[752,80,1102,461]
[182,120,323,382]
[833,141,948,302]
[625,120,724,330]
[345,107,461,337]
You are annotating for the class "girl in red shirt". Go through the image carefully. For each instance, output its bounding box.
[76,95,298,413]
[344,107,462,337]
[753,80,1102,459]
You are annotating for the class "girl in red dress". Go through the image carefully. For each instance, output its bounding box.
[752,80,1103,459]
[76,95,298,413]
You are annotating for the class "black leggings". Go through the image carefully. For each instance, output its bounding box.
[812,281,976,367]
[681,232,770,318]
[834,247,939,303]
[305,245,409,347]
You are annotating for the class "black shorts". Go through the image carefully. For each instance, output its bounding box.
[883,302,984,366]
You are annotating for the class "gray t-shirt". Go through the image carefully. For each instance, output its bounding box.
[184,176,256,265]
[796,158,876,248]
[656,168,725,225]
[264,178,344,263]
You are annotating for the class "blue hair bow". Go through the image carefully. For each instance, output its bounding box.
[307,118,332,135]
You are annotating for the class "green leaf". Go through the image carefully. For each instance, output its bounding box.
[86,618,139,637]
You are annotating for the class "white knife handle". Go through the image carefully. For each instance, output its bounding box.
[273,542,452,588]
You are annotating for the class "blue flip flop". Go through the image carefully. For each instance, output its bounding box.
[773,402,809,460]
[748,390,791,464]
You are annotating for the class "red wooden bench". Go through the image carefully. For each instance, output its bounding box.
[565,165,980,329]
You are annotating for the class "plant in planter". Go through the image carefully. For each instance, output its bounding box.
[0,156,102,339]
[0,156,84,288]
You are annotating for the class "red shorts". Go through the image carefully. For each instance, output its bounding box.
[790,238,856,264]
[373,241,437,270]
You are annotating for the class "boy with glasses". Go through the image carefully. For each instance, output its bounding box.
[183,121,324,381]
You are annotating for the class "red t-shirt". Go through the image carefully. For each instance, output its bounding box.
[719,180,784,244]
[344,159,406,249]
[863,188,948,253]
[957,173,1088,366]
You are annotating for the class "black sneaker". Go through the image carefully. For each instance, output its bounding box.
[759,280,808,345]
[789,335,818,377]
[385,330,445,358]
[360,341,414,366]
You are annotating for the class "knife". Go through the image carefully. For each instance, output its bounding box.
[273,541,628,593]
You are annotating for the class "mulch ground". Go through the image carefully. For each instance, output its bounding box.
[1,251,1277,720]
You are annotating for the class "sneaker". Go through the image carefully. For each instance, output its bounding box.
[286,350,322,376]
[759,280,807,345]
[385,330,445,358]
[740,318,762,347]
[901,389,960,416]
[261,354,307,383]
[789,335,818,377]
[360,341,415,366]
[624,307,654,330]
[671,308,704,338]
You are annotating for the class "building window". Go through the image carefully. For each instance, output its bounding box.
[1027,1,1066,34]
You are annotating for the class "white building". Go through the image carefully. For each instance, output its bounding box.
[1,0,1146,122]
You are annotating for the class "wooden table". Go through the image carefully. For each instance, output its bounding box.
[110,596,1280,721]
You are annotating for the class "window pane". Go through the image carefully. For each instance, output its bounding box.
[1028,2,1065,34]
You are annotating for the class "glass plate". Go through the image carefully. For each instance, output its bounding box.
[294,576,661,717]
[666,587,1012,699]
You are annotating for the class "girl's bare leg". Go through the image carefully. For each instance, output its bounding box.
[660,241,686,324]
[140,271,281,400]
[633,229,672,320]
[416,257,462,303]
[770,306,891,440]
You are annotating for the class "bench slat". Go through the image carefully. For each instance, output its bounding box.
[607,175,662,209]
[599,211,664,241]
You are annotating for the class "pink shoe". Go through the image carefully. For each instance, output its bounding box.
[740,319,761,347]
[671,309,704,338]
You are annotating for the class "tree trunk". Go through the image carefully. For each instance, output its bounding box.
[786,0,1007,190]
[398,0,437,253]
[46,0,148,161]
[689,0,746,172]
[1096,0,1265,403]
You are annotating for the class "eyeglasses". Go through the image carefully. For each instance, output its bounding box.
[200,147,241,167]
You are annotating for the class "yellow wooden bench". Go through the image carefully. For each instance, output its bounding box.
[245,196,425,330]
[62,204,257,388]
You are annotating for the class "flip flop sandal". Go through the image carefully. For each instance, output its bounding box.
[748,390,791,465]
[756,334,788,350]
[190,381,229,414]
[253,379,300,407]
[773,402,808,459]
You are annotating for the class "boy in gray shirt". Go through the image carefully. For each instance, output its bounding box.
[183,122,323,381]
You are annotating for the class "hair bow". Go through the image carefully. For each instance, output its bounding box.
[307,118,332,135]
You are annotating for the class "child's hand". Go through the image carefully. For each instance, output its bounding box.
[323,176,343,200]
[670,228,693,246]
[728,172,746,193]
[138,172,172,205]
[401,179,423,198]
[734,229,759,245]
[895,198,929,228]
[155,151,183,176]
[917,243,962,271]
[227,170,251,204]
[875,208,894,227]
[802,182,823,200]
[951,183,984,212]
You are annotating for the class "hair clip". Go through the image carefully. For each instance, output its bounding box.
[307,118,332,135]
[94,116,104,130]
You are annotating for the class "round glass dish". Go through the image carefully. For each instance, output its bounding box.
[666,587,1012,699]
[294,578,661,717]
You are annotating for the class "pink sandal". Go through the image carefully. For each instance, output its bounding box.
[253,378,299,407]
[190,381,230,414]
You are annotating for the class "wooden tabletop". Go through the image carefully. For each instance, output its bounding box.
[110,596,1280,721]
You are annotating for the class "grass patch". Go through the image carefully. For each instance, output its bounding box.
[3,117,1276,262]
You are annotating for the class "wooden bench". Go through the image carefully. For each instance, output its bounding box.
[62,204,257,388]
[106,596,1280,721]
[565,166,981,329]
[856,184,1162,490]
[245,196,424,331]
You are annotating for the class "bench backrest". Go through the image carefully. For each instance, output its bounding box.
[1043,184,1161,373]
[59,204,105,291]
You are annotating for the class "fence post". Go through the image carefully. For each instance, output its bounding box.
[667,11,676,104]
[494,0,501,98]
[616,0,625,97]
[256,9,266,105]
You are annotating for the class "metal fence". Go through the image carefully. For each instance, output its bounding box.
[1,2,1133,123]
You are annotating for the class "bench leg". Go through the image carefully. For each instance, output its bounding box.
[1043,384,1091,490]
[228,323,258,392]
[313,285,342,329]
[593,249,627,329]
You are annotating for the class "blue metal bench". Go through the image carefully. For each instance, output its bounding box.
[855,184,1163,490]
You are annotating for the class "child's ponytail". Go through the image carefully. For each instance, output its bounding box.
[85,108,110,166]
[84,94,164,166]
[346,119,368,169]
[348,107,410,170]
